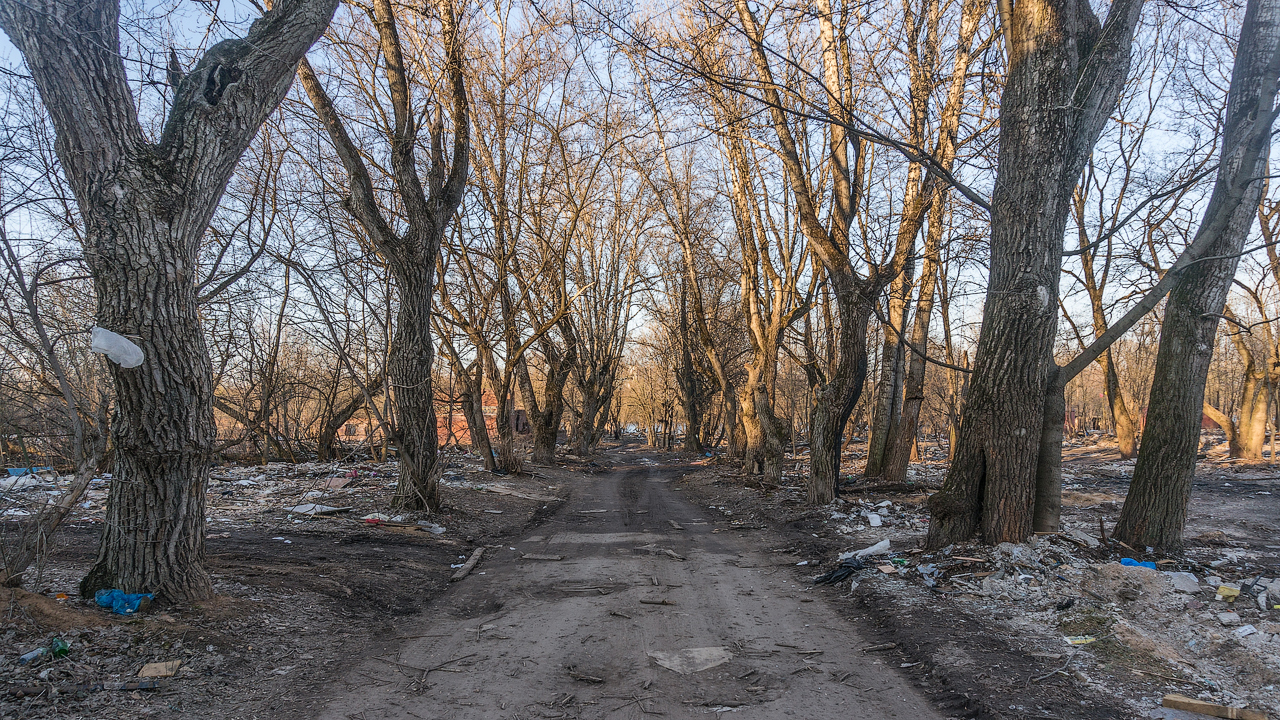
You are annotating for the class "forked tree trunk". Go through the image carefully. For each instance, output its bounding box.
[316,375,384,461]
[298,0,468,510]
[0,0,338,601]
[460,372,496,470]
[1113,0,1280,552]
[519,335,575,465]
[925,0,1144,548]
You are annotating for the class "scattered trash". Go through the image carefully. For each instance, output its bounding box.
[483,509,503,514]
[647,647,734,674]
[137,660,181,678]
[417,521,447,534]
[1160,694,1267,720]
[0,476,41,491]
[867,513,883,527]
[841,539,890,560]
[89,326,144,368]
[917,563,940,587]
[796,560,809,566]
[49,638,69,658]
[94,589,153,616]
[1063,635,1097,645]
[814,556,865,585]
[284,504,352,516]
[1120,558,1157,570]
[17,647,47,665]
[1216,585,1241,602]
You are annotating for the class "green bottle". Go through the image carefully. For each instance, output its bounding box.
[49,638,70,658]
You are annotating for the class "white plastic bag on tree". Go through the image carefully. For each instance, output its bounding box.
[89,326,144,368]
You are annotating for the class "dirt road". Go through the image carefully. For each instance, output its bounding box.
[312,456,943,719]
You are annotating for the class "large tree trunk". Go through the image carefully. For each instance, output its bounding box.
[388,262,442,509]
[925,0,1144,548]
[1113,0,1280,552]
[740,364,784,482]
[808,296,871,504]
[1232,379,1270,459]
[0,0,337,601]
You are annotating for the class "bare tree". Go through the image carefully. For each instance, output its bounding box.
[1114,0,1280,551]
[925,0,1144,546]
[0,0,337,600]
[297,0,468,510]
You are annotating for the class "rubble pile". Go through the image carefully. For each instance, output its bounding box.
[836,531,1280,716]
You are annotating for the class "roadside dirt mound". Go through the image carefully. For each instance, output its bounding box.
[3,588,108,632]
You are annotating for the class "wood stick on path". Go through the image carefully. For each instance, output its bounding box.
[451,547,485,582]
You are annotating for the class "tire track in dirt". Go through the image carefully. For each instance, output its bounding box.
[309,455,945,719]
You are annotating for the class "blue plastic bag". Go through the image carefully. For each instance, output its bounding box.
[1119,557,1157,570]
[94,589,154,615]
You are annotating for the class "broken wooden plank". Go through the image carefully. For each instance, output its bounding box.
[450,547,485,582]
[1161,694,1267,720]
[480,485,559,502]
[522,553,564,561]
[639,599,676,606]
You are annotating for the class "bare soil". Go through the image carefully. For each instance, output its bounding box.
[2,437,1276,720]
[668,436,1280,720]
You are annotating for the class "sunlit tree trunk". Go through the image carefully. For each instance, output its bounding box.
[926,0,1144,547]
[1114,0,1280,551]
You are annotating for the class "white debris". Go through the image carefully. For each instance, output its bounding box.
[89,326,144,367]
[841,539,891,561]
[647,647,734,674]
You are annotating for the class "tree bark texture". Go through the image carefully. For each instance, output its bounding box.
[865,266,912,477]
[925,0,1144,548]
[0,0,337,600]
[1115,0,1280,551]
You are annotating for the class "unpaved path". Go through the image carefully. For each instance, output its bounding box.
[311,457,943,719]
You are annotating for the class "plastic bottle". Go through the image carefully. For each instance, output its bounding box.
[17,647,47,665]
